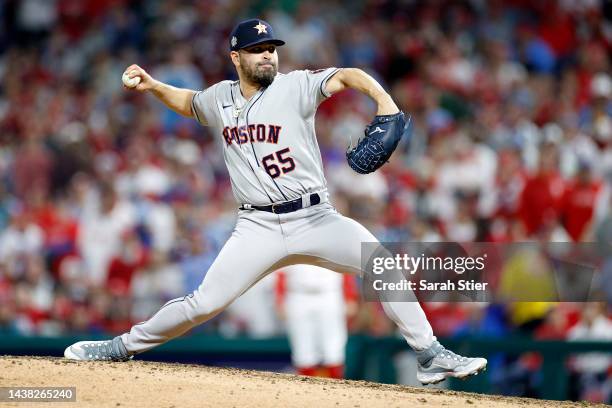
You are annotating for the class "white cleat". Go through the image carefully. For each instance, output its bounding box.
[416,342,487,385]
[64,336,132,362]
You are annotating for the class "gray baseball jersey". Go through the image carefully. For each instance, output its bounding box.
[191,68,340,205]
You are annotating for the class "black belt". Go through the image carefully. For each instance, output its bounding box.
[240,193,322,214]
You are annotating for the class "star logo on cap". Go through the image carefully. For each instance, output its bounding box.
[254,22,268,35]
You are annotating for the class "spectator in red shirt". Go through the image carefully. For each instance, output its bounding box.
[559,162,604,241]
[106,229,148,296]
[518,143,566,236]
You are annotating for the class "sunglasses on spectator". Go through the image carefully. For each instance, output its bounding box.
[241,45,276,54]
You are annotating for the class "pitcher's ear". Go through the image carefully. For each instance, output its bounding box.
[230,51,240,67]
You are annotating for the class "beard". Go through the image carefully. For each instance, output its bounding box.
[241,58,277,88]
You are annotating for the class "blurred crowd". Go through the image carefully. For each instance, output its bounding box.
[0,0,611,401]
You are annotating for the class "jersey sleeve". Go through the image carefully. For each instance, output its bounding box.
[295,67,341,116]
[191,83,220,127]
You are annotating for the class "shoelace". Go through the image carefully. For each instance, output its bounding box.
[82,340,129,361]
[439,348,468,362]
[82,341,114,360]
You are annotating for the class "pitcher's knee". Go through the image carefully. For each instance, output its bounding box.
[189,290,227,323]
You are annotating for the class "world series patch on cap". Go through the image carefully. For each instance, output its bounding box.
[229,19,285,51]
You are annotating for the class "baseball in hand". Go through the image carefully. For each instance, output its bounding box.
[122,71,141,88]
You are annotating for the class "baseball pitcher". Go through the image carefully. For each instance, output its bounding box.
[65,19,487,385]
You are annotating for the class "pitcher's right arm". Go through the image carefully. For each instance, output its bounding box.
[122,64,197,119]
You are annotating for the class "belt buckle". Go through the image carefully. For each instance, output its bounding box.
[271,203,280,214]
[310,193,321,206]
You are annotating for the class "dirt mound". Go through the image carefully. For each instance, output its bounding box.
[0,356,601,407]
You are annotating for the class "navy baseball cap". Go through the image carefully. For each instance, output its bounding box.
[229,19,285,51]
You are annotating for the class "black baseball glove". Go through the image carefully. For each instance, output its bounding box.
[346,111,412,174]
